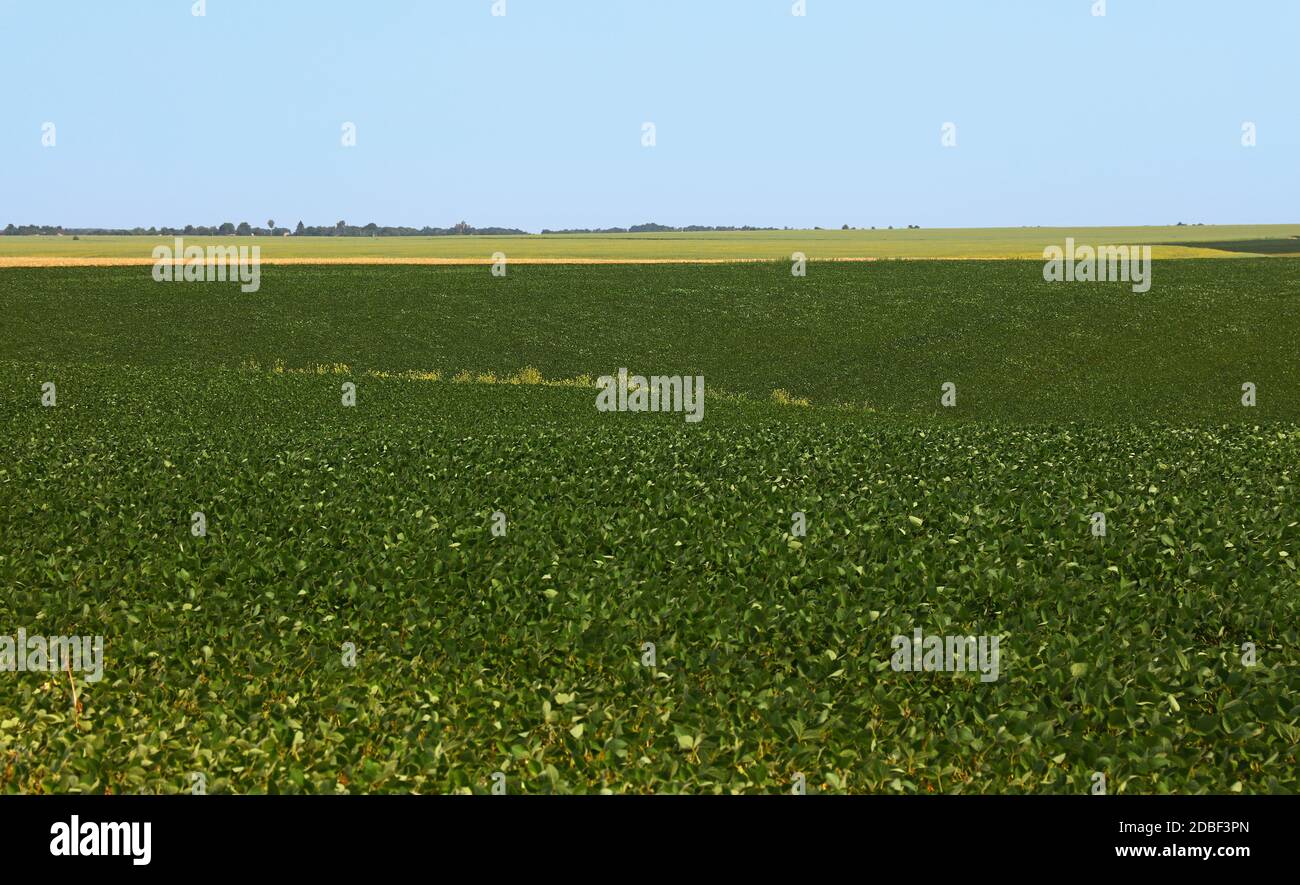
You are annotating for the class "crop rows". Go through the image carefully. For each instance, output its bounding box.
[1,361,1296,793]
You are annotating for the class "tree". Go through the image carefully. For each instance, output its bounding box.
[295,221,305,235]
[218,222,235,235]
[236,221,252,236]
[267,219,275,232]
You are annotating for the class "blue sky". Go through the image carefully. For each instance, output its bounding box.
[1,0,1296,231]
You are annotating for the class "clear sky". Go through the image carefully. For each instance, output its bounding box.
[2,0,1296,231]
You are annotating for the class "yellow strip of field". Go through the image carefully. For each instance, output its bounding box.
[1,225,1296,263]
[0,256,876,267]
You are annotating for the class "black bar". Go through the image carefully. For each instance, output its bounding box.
[2,794,1284,870]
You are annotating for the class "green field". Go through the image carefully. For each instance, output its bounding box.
[4,224,1300,262]
[2,261,1297,794]
[6,261,1300,421]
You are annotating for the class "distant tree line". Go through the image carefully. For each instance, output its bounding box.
[1,221,911,237]
[540,223,782,234]
[1,220,528,237]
